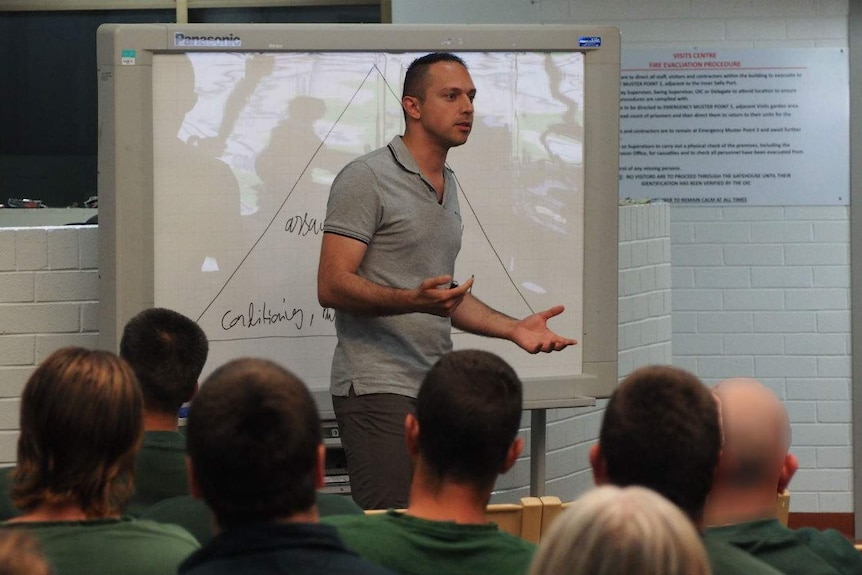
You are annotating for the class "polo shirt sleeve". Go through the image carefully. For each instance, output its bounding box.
[324,160,383,245]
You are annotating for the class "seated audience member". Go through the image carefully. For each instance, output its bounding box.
[120,307,363,529]
[529,485,710,575]
[178,357,394,575]
[590,365,782,575]
[119,307,209,516]
[705,378,862,575]
[1,347,199,575]
[325,349,536,575]
[0,530,52,575]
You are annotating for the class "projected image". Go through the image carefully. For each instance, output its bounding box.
[153,51,585,387]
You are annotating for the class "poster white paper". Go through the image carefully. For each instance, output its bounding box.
[619,48,848,205]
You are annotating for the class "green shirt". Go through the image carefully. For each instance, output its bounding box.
[706,518,862,575]
[0,467,18,520]
[127,430,189,517]
[1,517,199,575]
[324,509,536,575]
[704,536,786,575]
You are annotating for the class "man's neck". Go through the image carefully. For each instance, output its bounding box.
[401,132,448,180]
[9,502,114,523]
[405,470,490,525]
[143,410,180,432]
[215,507,320,534]
[704,487,778,527]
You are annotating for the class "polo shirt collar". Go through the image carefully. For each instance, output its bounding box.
[387,136,422,176]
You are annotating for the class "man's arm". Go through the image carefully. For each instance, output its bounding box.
[451,293,577,353]
[317,232,471,317]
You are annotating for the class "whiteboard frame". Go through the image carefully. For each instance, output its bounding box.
[97,23,620,404]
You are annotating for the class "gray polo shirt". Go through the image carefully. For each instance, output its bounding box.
[323,136,462,398]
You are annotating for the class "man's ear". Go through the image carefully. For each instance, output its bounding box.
[402,96,421,120]
[186,456,204,499]
[314,443,326,490]
[404,413,421,457]
[500,438,524,474]
[589,443,609,485]
[778,452,799,494]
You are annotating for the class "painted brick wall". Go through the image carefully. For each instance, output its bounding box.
[493,203,672,502]
[672,206,851,511]
[0,226,100,464]
[394,0,851,512]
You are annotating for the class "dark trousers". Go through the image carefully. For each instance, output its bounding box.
[332,389,416,510]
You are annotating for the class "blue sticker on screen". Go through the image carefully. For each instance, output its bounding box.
[579,36,602,48]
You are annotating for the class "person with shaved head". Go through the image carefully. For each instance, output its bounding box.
[704,377,862,575]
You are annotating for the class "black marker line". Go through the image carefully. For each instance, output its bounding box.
[197,63,385,323]
[210,334,338,342]
[450,170,535,315]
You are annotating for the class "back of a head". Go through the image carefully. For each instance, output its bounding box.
[529,486,710,575]
[120,307,209,415]
[713,378,791,490]
[416,349,522,487]
[12,347,143,517]
[187,357,322,529]
[599,365,721,523]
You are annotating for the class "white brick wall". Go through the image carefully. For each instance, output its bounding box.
[673,206,850,512]
[395,0,851,513]
[0,226,100,463]
[493,203,671,502]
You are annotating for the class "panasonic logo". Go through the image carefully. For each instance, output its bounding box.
[174,32,242,48]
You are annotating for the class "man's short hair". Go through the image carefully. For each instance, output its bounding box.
[187,358,322,528]
[403,52,468,101]
[120,307,209,415]
[416,349,522,487]
[599,365,721,523]
[12,347,143,516]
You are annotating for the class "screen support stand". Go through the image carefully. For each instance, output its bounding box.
[525,398,596,497]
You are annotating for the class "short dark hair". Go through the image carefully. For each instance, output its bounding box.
[187,358,322,528]
[403,52,468,101]
[12,347,143,517]
[120,307,208,415]
[599,365,721,524]
[416,349,522,488]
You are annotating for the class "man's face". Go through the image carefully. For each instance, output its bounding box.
[412,61,476,149]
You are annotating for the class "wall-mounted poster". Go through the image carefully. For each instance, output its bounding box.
[619,48,848,206]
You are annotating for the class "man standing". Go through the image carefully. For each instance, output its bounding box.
[318,53,575,509]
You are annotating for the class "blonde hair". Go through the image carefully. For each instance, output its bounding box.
[0,530,52,575]
[529,486,710,575]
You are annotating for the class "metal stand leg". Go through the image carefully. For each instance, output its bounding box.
[530,408,546,497]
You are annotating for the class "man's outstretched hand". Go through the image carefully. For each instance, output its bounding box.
[511,305,578,354]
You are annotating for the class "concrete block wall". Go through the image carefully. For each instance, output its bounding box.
[673,206,851,511]
[0,226,100,464]
[493,203,672,502]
